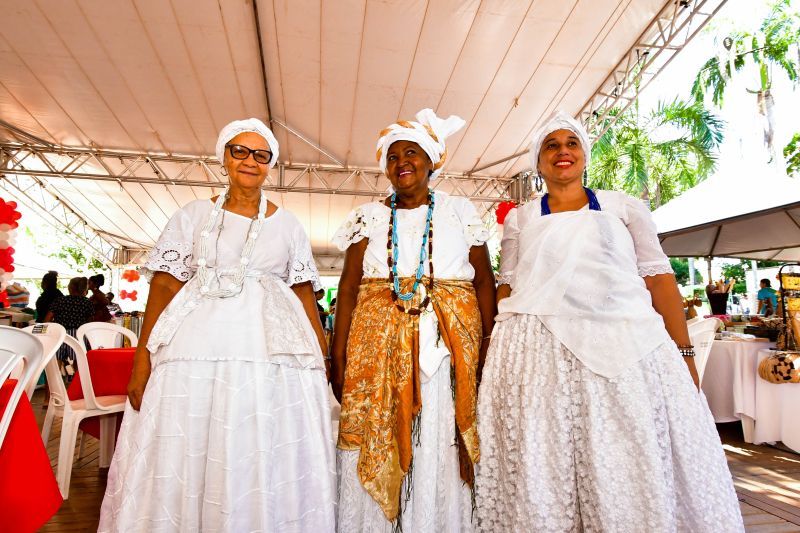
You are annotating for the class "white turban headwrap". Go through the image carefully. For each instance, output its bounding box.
[528,110,591,173]
[216,118,280,168]
[376,108,466,180]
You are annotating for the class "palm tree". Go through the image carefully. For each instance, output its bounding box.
[785,132,800,177]
[690,0,799,163]
[588,99,724,208]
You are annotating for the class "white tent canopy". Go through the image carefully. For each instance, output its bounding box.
[652,164,800,261]
[0,0,726,271]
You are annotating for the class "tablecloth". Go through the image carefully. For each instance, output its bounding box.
[701,340,774,425]
[0,379,62,533]
[752,349,800,452]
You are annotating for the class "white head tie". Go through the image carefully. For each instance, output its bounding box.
[216,118,280,168]
[528,110,590,172]
[376,108,465,180]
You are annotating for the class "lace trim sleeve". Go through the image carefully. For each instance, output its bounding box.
[141,241,194,282]
[622,195,673,278]
[288,224,322,292]
[638,263,674,277]
[141,208,195,282]
[331,205,371,251]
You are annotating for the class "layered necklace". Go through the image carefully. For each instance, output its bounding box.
[196,187,267,298]
[387,189,434,315]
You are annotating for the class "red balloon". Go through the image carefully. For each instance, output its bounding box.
[495,201,518,225]
[121,269,141,282]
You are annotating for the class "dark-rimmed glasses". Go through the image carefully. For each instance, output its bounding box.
[226,144,272,165]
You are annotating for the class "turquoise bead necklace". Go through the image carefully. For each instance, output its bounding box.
[387,189,434,315]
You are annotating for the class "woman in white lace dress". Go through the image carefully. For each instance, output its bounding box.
[475,111,744,532]
[99,119,336,532]
[330,109,497,532]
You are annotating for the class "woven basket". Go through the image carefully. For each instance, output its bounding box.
[758,351,800,384]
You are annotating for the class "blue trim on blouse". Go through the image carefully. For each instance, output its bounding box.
[541,187,601,215]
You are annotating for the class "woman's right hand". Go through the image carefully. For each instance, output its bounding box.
[330,357,345,404]
[127,348,152,411]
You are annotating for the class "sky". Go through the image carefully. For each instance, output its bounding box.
[638,0,800,173]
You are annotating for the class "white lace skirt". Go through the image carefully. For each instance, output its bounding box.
[336,357,474,533]
[98,359,336,533]
[475,314,744,533]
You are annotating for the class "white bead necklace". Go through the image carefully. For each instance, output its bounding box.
[196,187,266,298]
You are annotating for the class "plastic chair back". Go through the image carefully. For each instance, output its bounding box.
[22,323,66,398]
[63,335,105,411]
[0,326,44,447]
[688,317,723,385]
[76,322,138,350]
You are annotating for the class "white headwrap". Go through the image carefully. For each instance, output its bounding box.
[376,108,466,180]
[215,118,280,168]
[528,110,590,172]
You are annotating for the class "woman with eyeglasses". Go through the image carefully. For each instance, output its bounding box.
[99,118,336,532]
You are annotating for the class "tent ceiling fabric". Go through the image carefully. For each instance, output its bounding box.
[653,169,800,261]
[0,0,692,268]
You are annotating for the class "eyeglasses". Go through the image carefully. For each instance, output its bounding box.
[226,144,272,165]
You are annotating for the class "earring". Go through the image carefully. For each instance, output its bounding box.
[534,174,544,193]
[221,167,228,177]
[583,168,588,187]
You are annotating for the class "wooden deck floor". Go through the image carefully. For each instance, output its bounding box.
[32,393,800,532]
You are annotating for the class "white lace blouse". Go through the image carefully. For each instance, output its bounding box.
[498,190,672,286]
[331,191,489,280]
[332,191,489,382]
[142,199,321,291]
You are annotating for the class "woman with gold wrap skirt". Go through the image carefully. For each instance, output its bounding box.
[330,109,497,532]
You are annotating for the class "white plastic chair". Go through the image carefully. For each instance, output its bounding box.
[688,317,723,385]
[21,323,66,398]
[76,322,138,350]
[41,335,126,498]
[0,326,44,448]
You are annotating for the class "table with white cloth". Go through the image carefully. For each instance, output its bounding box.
[751,349,800,452]
[701,339,800,452]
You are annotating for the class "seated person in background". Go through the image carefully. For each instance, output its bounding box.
[46,277,94,377]
[757,278,778,317]
[35,271,63,323]
[106,292,122,316]
[315,287,327,326]
[88,274,113,322]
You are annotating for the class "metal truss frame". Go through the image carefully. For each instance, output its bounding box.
[0,142,518,203]
[580,0,728,139]
[0,140,516,267]
[0,171,120,267]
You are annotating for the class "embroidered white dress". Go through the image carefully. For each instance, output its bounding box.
[332,191,488,533]
[475,190,743,532]
[98,199,337,533]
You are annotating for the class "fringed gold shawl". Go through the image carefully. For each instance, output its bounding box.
[337,277,481,521]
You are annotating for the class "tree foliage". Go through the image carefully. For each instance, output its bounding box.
[690,0,799,160]
[589,100,724,208]
[784,132,800,177]
[720,261,749,294]
[669,258,703,286]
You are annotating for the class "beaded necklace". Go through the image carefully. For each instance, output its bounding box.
[196,187,267,298]
[387,190,434,316]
